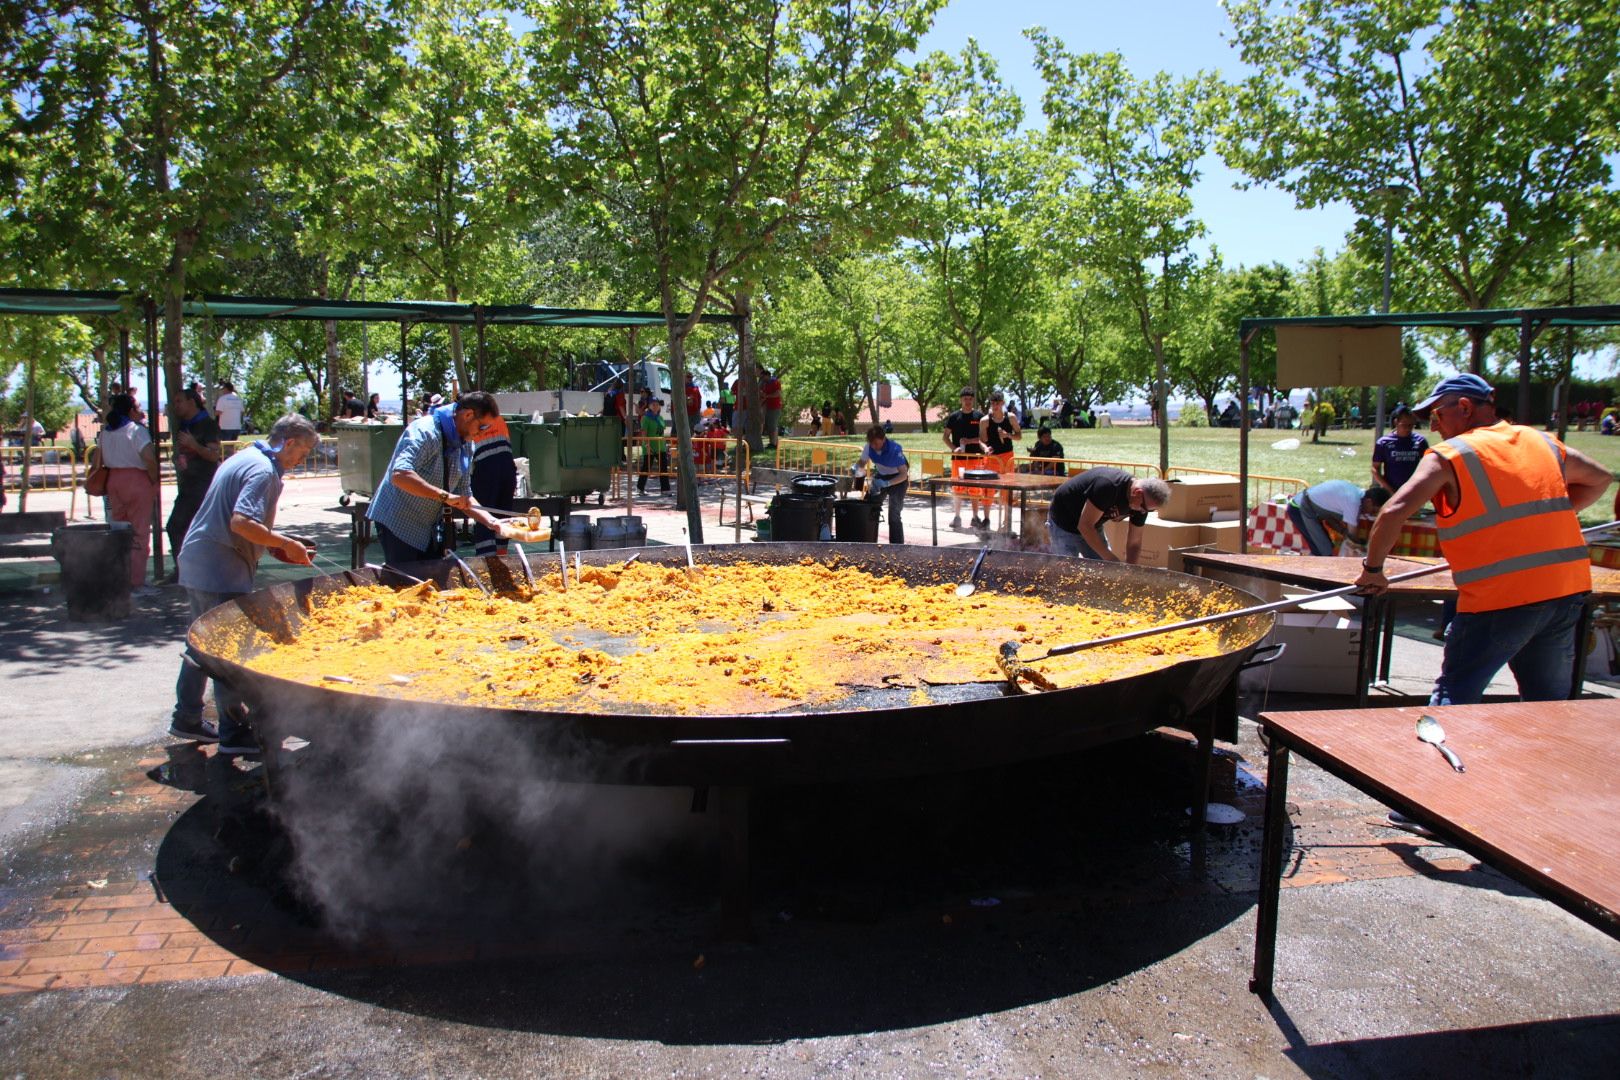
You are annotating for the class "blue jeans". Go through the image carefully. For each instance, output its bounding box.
[174,588,249,742]
[1285,498,1337,556]
[866,480,908,543]
[1047,520,1105,560]
[1431,593,1588,706]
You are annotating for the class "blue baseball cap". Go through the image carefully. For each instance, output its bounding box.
[1413,373,1494,415]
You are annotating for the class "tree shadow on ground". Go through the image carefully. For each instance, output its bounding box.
[155,734,1262,1044]
[0,590,189,678]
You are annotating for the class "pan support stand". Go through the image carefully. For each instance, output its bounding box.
[717,786,754,942]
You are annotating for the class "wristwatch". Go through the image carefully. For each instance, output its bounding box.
[1361,558,1384,573]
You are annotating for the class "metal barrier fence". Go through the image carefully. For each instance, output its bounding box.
[610,436,751,498]
[220,436,340,479]
[772,437,864,477]
[0,443,84,493]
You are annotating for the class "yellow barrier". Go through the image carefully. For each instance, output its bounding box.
[0,443,85,494]
[772,437,862,477]
[220,435,339,478]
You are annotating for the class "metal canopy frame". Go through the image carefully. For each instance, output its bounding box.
[0,286,738,575]
[1234,303,1620,553]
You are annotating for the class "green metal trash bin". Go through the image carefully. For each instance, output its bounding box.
[335,422,405,499]
[519,416,620,500]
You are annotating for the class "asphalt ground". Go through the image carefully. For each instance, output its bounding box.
[2,475,1618,1078]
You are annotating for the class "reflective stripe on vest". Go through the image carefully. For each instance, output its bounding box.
[1431,422,1589,613]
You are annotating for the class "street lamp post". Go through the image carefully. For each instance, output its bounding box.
[1375,183,1410,438]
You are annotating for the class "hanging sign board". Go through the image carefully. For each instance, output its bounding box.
[1276,325,1403,387]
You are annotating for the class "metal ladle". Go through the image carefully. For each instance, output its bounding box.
[955,547,989,598]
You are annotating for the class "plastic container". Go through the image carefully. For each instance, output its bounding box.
[832,499,882,543]
[791,474,839,499]
[334,421,405,498]
[52,522,133,621]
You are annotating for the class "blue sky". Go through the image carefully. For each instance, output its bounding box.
[912,0,1359,270]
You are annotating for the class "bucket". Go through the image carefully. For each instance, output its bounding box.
[51,522,134,621]
[769,494,831,542]
[791,474,839,499]
[832,498,882,543]
[559,514,594,551]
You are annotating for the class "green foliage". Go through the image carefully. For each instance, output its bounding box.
[1175,404,1209,428]
[1223,0,1620,369]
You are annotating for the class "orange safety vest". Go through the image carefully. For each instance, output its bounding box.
[1429,421,1590,613]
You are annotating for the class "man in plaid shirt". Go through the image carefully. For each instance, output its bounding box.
[367,391,505,566]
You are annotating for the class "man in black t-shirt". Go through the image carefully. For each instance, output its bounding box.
[1024,426,1066,475]
[164,389,223,582]
[941,387,985,529]
[1047,467,1170,564]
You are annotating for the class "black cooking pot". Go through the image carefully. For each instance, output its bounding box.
[187,545,1272,787]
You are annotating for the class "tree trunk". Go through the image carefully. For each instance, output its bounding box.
[733,288,762,456]
[161,231,198,408]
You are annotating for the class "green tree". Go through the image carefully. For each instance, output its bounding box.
[2,1,406,410]
[910,42,1045,401]
[1031,30,1226,472]
[1223,0,1620,372]
[522,0,941,536]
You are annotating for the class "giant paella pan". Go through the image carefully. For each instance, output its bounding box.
[187,544,1275,787]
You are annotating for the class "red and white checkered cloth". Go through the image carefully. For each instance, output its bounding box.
[1247,500,1309,554]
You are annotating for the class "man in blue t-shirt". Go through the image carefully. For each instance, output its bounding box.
[1371,404,1429,494]
[854,425,911,544]
[170,414,321,754]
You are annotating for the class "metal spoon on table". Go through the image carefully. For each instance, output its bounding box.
[955,547,989,598]
[1416,714,1465,773]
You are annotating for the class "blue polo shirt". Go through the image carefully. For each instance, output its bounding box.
[366,407,471,551]
[858,438,908,480]
[177,441,285,594]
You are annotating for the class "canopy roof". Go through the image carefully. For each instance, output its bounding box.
[0,287,737,328]
[1242,303,1620,335]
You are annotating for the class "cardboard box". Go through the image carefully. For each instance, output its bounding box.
[1134,514,1205,569]
[1160,475,1242,523]
[1250,595,1362,694]
[1199,520,1243,553]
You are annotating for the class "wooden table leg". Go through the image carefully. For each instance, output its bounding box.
[1250,737,1291,999]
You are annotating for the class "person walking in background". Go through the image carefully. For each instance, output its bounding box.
[638,397,671,495]
[161,388,222,584]
[470,414,516,558]
[96,393,161,595]
[719,382,734,427]
[760,367,783,449]
[684,372,702,433]
[1357,373,1613,706]
[213,381,243,442]
[1371,404,1428,493]
[170,415,321,753]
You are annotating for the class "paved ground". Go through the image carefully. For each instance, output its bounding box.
[3,475,1619,1078]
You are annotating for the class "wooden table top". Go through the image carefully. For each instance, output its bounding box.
[1259,700,1620,937]
[922,474,1069,494]
[1182,551,1620,599]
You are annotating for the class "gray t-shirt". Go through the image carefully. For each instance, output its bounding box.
[177,441,284,594]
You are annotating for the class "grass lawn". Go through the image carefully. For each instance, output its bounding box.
[787,423,1620,525]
